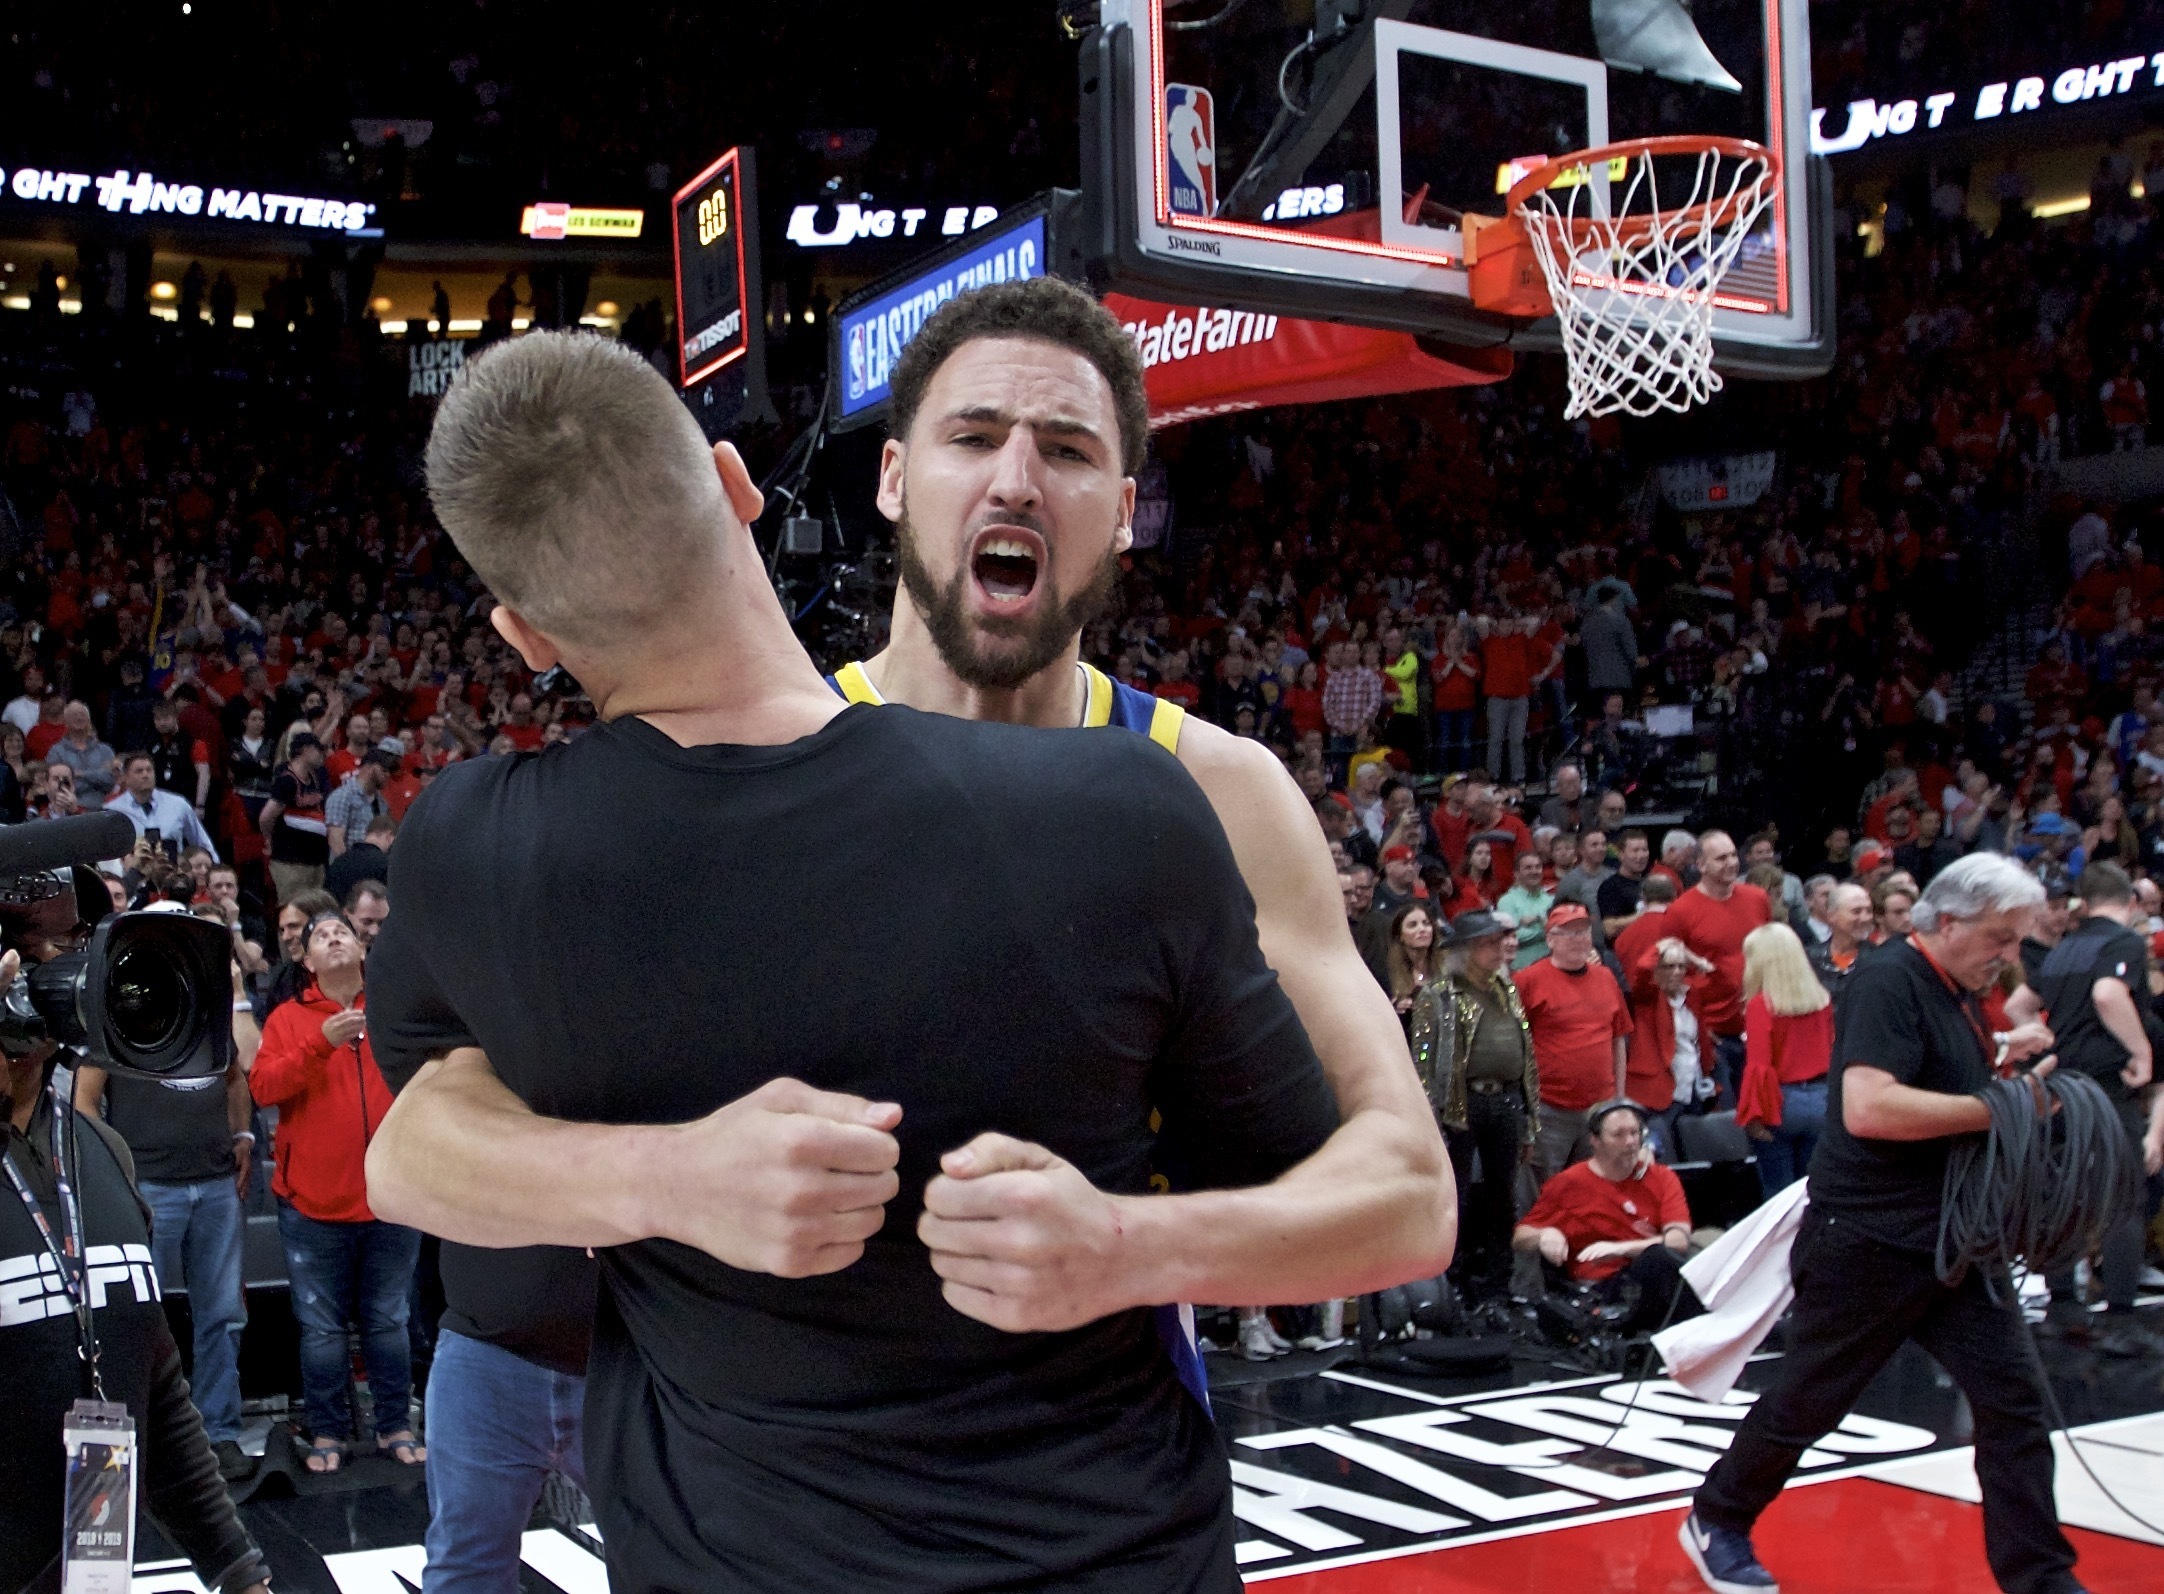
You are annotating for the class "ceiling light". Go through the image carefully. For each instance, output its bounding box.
[150,281,177,300]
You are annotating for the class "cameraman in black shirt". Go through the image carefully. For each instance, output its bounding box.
[2015,862,2161,1355]
[1686,855,2087,1594]
[363,332,1451,1593]
[1,929,270,1594]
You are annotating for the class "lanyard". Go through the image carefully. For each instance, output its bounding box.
[1910,937,1999,1073]
[2,1082,104,1398]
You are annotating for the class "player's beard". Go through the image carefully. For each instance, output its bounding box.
[895,502,1120,693]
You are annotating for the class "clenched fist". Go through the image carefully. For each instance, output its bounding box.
[655,1078,902,1279]
[918,1133,1134,1334]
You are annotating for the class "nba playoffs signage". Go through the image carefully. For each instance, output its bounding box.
[836,213,1046,421]
[1811,48,2164,155]
[0,162,375,231]
[1103,291,1508,429]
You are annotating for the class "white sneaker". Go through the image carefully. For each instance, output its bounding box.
[1238,1317,1285,1361]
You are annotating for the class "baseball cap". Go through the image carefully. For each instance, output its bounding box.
[1381,843,1415,863]
[1545,902,1591,930]
[1853,840,1889,871]
[2027,812,2071,836]
[1443,909,1511,945]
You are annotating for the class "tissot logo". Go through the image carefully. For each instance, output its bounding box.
[1164,234,1221,257]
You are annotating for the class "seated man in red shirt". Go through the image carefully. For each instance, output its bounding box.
[1512,1099,1699,1334]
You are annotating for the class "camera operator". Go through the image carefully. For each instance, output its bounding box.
[1,891,269,1594]
[73,905,265,1483]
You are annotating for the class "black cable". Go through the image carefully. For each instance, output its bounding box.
[1938,1069,2164,1537]
[1936,1070,2145,1296]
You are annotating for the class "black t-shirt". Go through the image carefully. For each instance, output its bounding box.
[437,1243,597,1378]
[1596,871,1644,921]
[2018,935,2054,987]
[267,766,330,865]
[1810,938,1992,1251]
[366,705,1337,1593]
[2033,915,2150,1105]
[323,842,390,909]
[99,1069,234,1183]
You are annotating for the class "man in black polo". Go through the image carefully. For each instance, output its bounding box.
[1684,854,2088,1594]
[2019,863,2160,1356]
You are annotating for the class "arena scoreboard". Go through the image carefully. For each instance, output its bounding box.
[673,147,753,385]
[671,146,769,433]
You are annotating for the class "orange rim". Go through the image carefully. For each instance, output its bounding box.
[1505,135,1779,245]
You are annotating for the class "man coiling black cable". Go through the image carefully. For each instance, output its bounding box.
[1681,854,2096,1594]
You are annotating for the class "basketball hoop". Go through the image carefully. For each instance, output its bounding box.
[1466,136,1781,419]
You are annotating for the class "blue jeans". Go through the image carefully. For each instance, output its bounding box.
[1435,709,1475,772]
[142,1177,247,1444]
[277,1201,423,1443]
[1754,1078,1828,1197]
[423,1328,588,1594]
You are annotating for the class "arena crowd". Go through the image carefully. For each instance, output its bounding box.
[0,84,2161,1487]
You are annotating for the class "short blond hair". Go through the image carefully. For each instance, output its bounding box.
[425,331,725,649]
[1742,921,1830,1017]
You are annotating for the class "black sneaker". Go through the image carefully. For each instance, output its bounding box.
[212,1440,258,1483]
[1679,1510,1779,1592]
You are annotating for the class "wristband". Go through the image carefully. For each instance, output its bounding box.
[233,1000,253,1013]
[232,1131,254,1145]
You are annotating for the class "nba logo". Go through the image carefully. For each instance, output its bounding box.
[1165,84,1216,217]
[846,322,866,402]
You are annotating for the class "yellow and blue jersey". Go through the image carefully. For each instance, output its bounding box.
[828,659,1187,755]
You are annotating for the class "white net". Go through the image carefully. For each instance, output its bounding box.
[1515,141,1778,419]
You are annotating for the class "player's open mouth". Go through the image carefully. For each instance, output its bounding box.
[969,526,1046,605]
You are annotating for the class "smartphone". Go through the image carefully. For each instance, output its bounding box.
[143,827,161,849]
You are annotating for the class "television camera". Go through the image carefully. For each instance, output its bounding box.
[0,811,234,1080]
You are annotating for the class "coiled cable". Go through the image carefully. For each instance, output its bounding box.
[1938,1068,2161,1538]
[1937,1070,2145,1292]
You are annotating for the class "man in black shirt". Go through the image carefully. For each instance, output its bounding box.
[1687,855,2087,1594]
[1,936,270,1594]
[2015,863,2160,1354]
[364,333,1442,1592]
[258,732,331,902]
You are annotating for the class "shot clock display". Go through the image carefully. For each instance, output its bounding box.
[672,147,757,388]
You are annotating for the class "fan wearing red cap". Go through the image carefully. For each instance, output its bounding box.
[1513,900,1632,1184]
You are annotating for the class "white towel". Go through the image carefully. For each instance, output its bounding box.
[1652,1179,1811,1404]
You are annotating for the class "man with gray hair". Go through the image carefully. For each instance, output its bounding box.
[361,331,1451,1593]
[1684,854,2083,1594]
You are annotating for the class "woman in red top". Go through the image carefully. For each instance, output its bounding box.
[1736,922,1834,1196]
[251,911,425,1474]
[1282,660,1326,742]
[1438,839,1496,921]
[1431,621,1480,772]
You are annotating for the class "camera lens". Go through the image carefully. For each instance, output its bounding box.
[105,941,189,1055]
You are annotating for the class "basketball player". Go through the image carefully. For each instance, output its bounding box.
[363,330,1455,1592]
[831,278,1445,1336]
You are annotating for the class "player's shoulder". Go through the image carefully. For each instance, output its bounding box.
[1173,711,1289,791]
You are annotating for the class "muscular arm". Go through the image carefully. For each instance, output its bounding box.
[366,1050,904,1275]
[918,732,1458,1331]
[1151,724,1455,1304]
[366,1050,679,1248]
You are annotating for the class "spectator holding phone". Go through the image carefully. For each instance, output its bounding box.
[106,751,219,859]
